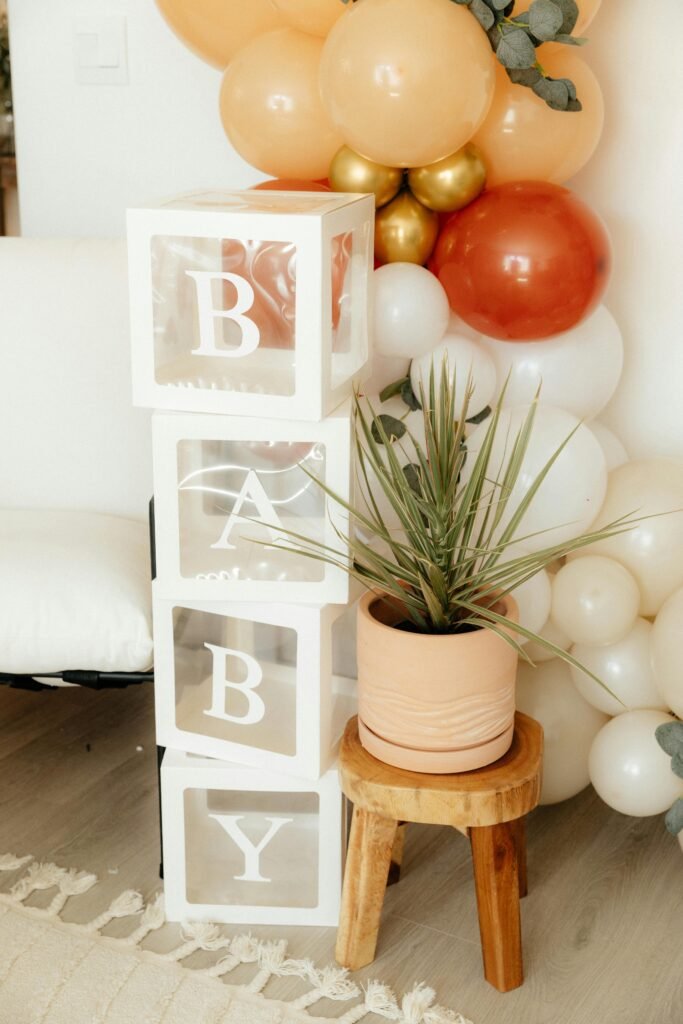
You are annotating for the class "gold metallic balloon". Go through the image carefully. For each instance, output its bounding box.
[408,144,487,213]
[329,146,403,208]
[374,191,439,266]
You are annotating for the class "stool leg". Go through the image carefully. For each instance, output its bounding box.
[387,822,407,886]
[510,816,528,898]
[336,807,398,970]
[470,821,523,993]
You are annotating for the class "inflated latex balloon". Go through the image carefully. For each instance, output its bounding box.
[220,29,343,180]
[463,406,607,551]
[478,306,623,420]
[155,0,285,68]
[551,556,640,647]
[588,422,628,472]
[577,459,683,617]
[410,334,496,419]
[571,619,667,716]
[651,587,683,718]
[375,192,439,266]
[506,544,552,642]
[407,145,487,213]
[252,179,330,192]
[329,146,403,208]
[472,52,603,187]
[319,0,495,168]
[513,0,601,34]
[517,659,609,805]
[272,0,346,37]
[361,355,411,396]
[431,182,611,341]
[373,264,450,359]
[524,616,572,664]
[589,710,683,817]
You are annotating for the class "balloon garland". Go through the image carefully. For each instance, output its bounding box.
[155,0,683,849]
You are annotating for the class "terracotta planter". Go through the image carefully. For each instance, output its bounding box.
[356,590,519,773]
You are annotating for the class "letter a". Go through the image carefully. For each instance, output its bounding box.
[186,270,260,358]
[211,469,284,551]
[210,814,293,882]
[203,643,266,726]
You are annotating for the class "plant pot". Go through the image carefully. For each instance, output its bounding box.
[356,589,519,774]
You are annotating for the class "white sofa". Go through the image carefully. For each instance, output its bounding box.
[0,238,154,675]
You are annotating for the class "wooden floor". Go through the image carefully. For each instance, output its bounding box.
[1,684,681,1024]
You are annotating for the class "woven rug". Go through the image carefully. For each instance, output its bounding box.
[0,855,471,1024]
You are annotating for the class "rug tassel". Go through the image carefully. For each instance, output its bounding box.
[10,862,66,902]
[338,981,401,1024]
[290,964,360,1009]
[200,934,262,977]
[400,984,473,1024]
[122,893,166,946]
[246,939,289,992]
[162,921,231,961]
[0,854,33,872]
[82,889,144,932]
[47,869,98,917]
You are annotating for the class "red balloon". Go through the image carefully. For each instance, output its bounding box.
[431,182,611,341]
[252,178,331,191]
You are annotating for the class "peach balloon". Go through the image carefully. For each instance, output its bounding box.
[272,0,346,37]
[220,28,344,180]
[513,0,601,35]
[155,0,285,69]
[472,51,604,187]
[319,0,495,168]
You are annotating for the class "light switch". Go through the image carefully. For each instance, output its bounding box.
[74,16,128,85]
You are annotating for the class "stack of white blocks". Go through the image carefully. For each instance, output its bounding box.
[128,189,374,925]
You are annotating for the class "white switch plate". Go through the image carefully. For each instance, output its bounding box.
[74,16,128,85]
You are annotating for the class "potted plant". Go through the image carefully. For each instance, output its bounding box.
[263,367,634,773]
[655,721,683,855]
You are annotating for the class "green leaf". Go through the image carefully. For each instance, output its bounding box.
[488,0,511,9]
[507,66,542,87]
[673,752,683,780]
[466,405,492,425]
[371,413,406,444]
[533,76,570,110]
[551,0,579,33]
[664,798,683,836]
[528,0,563,41]
[379,376,410,403]
[400,379,422,412]
[553,32,588,45]
[566,97,583,112]
[470,0,495,31]
[402,463,422,497]
[496,27,537,70]
[655,721,683,759]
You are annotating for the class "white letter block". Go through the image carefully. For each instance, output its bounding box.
[154,589,358,779]
[128,190,374,422]
[152,407,352,603]
[161,749,344,926]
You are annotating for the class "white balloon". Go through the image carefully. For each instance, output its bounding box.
[524,616,572,663]
[373,263,449,359]
[505,544,551,643]
[550,555,640,647]
[589,710,683,817]
[575,458,683,616]
[570,618,668,716]
[448,310,481,341]
[587,422,628,472]
[651,586,683,718]
[462,405,607,553]
[410,334,497,418]
[361,354,410,396]
[479,305,623,420]
[516,659,609,805]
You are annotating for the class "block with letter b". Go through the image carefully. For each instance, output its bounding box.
[128,190,373,421]
[161,749,344,925]
[152,407,352,603]
[153,590,357,779]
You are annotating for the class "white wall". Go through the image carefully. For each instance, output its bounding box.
[6,0,683,456]
[7,0,261,237]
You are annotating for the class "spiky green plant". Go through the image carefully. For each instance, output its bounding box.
[259,367,639,682]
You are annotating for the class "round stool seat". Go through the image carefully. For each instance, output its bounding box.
[340,712,543,829]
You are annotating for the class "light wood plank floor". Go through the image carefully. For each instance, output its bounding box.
[1,685,681,1023]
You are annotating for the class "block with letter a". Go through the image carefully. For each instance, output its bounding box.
[153,590,357,779]
[161,749,343,925]
[127,189,373,421]
[151,407,352,603]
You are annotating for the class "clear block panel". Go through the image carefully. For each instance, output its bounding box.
[151,235,297,396]
[330,225,371,391]
[184,788,320,908]
[176,438,326,583]
[173,607,297,756]
[331,603,359,741]
[161,191,342,215]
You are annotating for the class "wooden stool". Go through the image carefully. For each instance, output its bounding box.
[336,712,543,993]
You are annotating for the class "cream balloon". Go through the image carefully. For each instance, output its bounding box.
[155,0,286,69]
[505,544,552,643]
[410,335,497,419]
[361,355,411,396]
[462,406,607,552]
[524,616,572,664]
[589,711,683,817]
[319,0,495,168]
[478,306,623,421]
[651,586,683,718]
[551,555,640,647]
[373,264,450,360]
[516,659,609,805]
[588,422,628,472]
[272,0,345,37]
[570,619,668,716]
[576,458,683,616]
